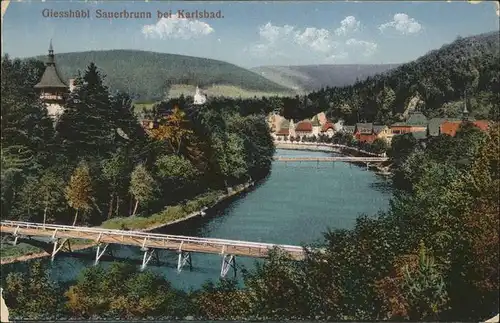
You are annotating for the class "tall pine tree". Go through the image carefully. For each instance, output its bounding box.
[56,63,115,160]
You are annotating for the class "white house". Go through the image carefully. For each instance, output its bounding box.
[193,86,207,105]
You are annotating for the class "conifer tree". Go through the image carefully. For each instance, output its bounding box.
[56,63,114,160]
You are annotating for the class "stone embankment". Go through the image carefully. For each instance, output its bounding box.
[0,181,254,265]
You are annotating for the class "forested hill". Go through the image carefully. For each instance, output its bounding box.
[251,64,398,92]
[31,50,292,101]
[284,31,499,123]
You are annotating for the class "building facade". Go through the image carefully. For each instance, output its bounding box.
[390,111,428,135]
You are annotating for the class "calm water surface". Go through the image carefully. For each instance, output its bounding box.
[2,149,392,290]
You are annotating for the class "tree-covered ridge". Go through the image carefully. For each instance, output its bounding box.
[1,55,275,228]
[30,50,292,101]
[282,31,499,123]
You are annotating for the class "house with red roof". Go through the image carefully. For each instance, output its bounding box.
[440,120,490,136]
[321,122,335,137]
[295,120,313,137]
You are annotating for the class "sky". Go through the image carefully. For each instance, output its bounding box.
[2,1,499,68]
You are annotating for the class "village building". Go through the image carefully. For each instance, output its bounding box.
[334,119,344,132]
[193,86,207,105]
[343,125,356,136]
[274,119,290,139]
[311,116,322,136]
[354,122,375,143]
[390,111,428,135]
[373,125,392,143]
[321,122,335,138]
[268,113,284,133]
[316,112,328,126]
[295,120,313,137]
[426,102,489,137]
[34,41,69,121]
[427,117,458,137]
[440,119,489,136]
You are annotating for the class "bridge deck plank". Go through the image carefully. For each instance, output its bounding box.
[0,223,305,260]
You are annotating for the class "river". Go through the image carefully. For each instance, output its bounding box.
[1,149,392,291]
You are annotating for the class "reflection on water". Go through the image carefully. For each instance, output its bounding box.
[2,149,392,290]
[369,179,393,194]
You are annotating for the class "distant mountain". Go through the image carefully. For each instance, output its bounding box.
[251,64,399,92]
[30,50,293,101]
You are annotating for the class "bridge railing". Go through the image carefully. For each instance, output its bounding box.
[0,220,304,252]
[273,156,388,162]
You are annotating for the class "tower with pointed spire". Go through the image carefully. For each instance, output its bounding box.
[34,40,68,120]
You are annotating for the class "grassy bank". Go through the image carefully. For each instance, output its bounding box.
[1,243,43,259]
[1,238,94,262]
[100,189,223,230]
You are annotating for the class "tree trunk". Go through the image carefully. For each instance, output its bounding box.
[131,199,139,217]
[91,198,103,215]
[72,209,79,226]
[115,195,120,217]
[107,193,114,219]
[43,206,48,226]
[129,195,133,216]
[177,138,182,155]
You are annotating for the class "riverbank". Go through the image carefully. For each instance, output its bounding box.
[275,142,392,176]
[0,181,255,265]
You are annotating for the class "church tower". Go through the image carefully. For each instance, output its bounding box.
[34,40,68,120]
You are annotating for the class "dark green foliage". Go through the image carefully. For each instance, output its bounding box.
[371,138,389,154]
[1,55,56,218]
[63,262,189,320]
[56,63,116,159]
[3,261,64,320]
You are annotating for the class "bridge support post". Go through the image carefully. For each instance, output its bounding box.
[94,243,109,266]
[140,248,157,271]
[366,162,370,171]
[220,254,237,278]
[51,238,70,262]
[177,251,192,273]
[12,226,20,246]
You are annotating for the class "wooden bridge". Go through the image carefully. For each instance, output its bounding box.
[273,156,388,162]
[0,220,306,278]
